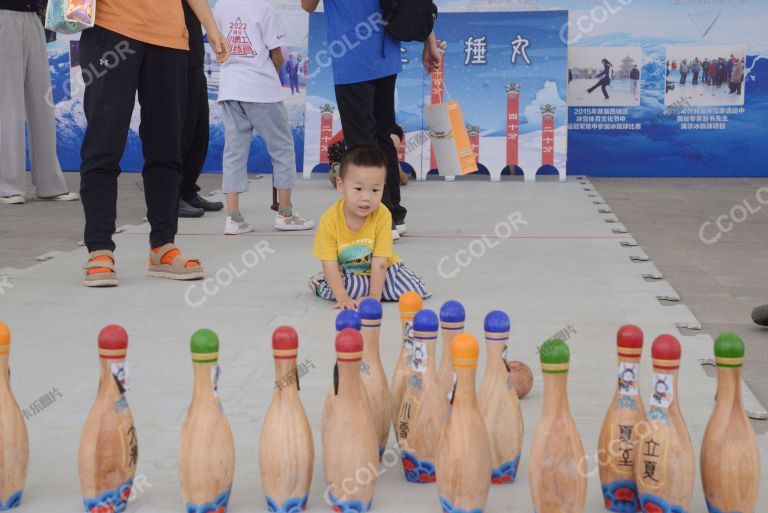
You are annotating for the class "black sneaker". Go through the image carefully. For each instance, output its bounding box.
[752,305,768,326]
[178,198,205,218]
[187,194,224,212]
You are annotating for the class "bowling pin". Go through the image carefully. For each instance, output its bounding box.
[391,291,423,436]
[336,309,361,333]
[260,327,314,513]
[79,325,138,513]
[0,323,29,511]
[478,311,524,485]
[178,329,235,512]
[397,309,448,483]
[359,298,392,458]
[437,300,465,400]
[322,328,379,512]
[435,333,491,513]
[701,333,760,513]
[528,338,587,513]
[598,325,646,512]
[635,335,694,513]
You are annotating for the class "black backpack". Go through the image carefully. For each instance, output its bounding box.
[380,0,438,43]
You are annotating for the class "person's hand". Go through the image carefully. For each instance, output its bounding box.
[422,38,442,74]
[208,29,230,64]
[333,297,359,310]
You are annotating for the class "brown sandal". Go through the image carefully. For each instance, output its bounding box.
[83,250,119,288]
[148,243,204,281]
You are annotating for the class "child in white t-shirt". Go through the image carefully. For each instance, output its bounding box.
[214,0,314,233]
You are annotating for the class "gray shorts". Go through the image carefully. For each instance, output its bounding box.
[219,100,297,193]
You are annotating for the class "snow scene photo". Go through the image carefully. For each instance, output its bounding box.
[568,47,642,107]
[665,45,746,107]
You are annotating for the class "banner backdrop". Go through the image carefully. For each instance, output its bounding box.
[304,10,568,181]
[45,0,767,177]
[47,0,308,174]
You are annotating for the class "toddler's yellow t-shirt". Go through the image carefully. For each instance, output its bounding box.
[313,199,399,275]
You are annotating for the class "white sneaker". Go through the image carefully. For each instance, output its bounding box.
[224,217,256,235]
[35,192,80,201]
[396,223,407,235]
[392,229,401,242]
[0,195,25,204]
[274,210,315,231]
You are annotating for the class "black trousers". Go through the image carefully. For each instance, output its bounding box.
[180,65,209,201]
[79,26,186,252]
[335,74,406,223]
[587,78,609,99]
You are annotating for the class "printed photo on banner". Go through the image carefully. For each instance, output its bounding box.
[664,45,746,107]
[568,47,642,107]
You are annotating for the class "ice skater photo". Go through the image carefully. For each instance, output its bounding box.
[665,45,746,106]
[568,47,642,107]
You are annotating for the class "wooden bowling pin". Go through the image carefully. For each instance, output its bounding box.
[478,311,524,485]
[359,299,392,457]
[0,323,29,511]
[598,325,646,512]
[260,327,314,513]
[322,328,379,512]
[391,291,423,436]
[397,309,448,483]
[437,300,465,400]
[528,338,587,513]
[178,329,235,512]
[435,333,491,513]
[635,335,694,513]
[79,325,138,513]
[336,309,361,333]
[701,333,760,513]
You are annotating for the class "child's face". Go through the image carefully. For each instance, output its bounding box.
[337,164,386,218]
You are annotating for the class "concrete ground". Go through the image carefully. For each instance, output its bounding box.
[0,172,766,513]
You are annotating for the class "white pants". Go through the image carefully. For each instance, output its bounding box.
[0,10,67,197]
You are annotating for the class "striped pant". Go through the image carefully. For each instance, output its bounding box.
[311,262,431,302]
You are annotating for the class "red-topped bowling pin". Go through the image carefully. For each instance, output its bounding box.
[79,325,137,513]
[636,335,694,513]
[598,325,646,512]
[322,329,378,512]
[260,327,313,512]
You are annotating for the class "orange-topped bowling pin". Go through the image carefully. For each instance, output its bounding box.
[260,327,313,513]
[701,333,760,513]
[78,325,137,513]
[435,333,491,513]
[598,325,646,512]
[0,323,29,511]
[528,338,586,513]
[322,328,379,512]
[478,311,523,485]
[391,291,423,436]
[437,300,465,400]
[359,299,392,458]
[636,335,694,513]
[178,329,235,512]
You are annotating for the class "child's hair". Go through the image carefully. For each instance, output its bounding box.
[339,144,387,180]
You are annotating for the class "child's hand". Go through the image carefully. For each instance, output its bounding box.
[333,297,359,310]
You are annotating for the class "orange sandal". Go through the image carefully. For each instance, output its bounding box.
[148,243,204,281]
[83,250,119,287]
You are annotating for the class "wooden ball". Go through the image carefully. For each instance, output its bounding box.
[508,360,533,398]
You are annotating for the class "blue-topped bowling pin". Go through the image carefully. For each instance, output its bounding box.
[438,301,465,401]
[358,299,392,457]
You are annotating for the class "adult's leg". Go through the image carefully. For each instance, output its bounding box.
[601,82,609,99]
[80,27,144,252]
[0,11,27,197]
[137,43,186,249]
[24,12,67,197]
[373,74,406,223]
[180,66,208,201]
